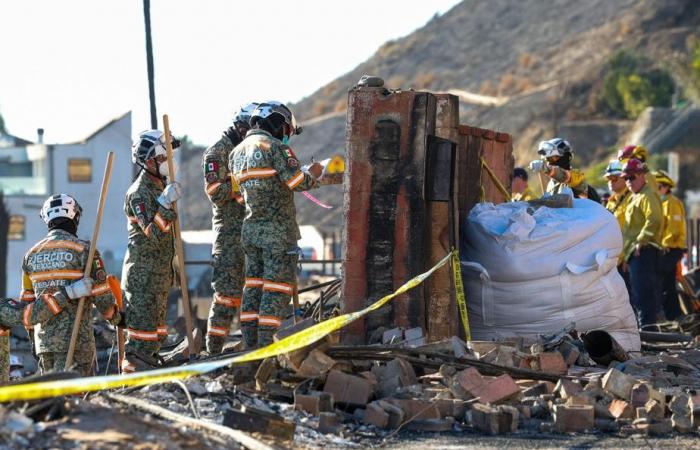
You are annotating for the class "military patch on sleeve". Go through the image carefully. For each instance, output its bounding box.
[94,269,107,283]
[284,147,297,159]
[206,161,219,173]
[134,202,146,215]
[93,257,104,270]
[206,172,219,183]
[287,158,299,169]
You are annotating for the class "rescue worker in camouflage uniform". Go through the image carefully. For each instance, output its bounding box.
[231,101,323,349]
[21,194,121,376]
[529,138,600,202]
[121,130,182,372]
[0,280,98,382]
[203,103,258,354]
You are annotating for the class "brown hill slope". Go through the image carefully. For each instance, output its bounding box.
[182,0,700,232]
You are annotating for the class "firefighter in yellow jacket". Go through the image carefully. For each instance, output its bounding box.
[621,159,664,326]
[21,194,121,376]
[654,170,687,320]
[511,168,536,202]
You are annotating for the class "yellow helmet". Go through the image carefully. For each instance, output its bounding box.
[617,145,648,163]
[653,169,675,188]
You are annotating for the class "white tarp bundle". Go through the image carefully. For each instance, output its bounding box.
[461,199,641,352]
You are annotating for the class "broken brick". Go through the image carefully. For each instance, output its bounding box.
[672,413,693,433]
[553,404,594,432]
[554,379,582,399]
[387,399,441,421]
[565,395,595,407]
[644,399,665,422]
[609,399,634,420]
[522,381,555,397]
[538,352,568,375]
[323,370,372,407]
[601,368,635,400]
[478,375,521,404]
[689,395,700,428]
[377,400,406,428]
[364,402,389,428]
[297,349,336,378]
[469,403,519,434]
[294,391,334,415]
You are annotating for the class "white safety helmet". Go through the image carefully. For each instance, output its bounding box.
[604,160,624,178]
[233,102,259,128]
[537,138,572,158]
[250,101,302,136]
[40,193,82,225]
[131,129,180,166]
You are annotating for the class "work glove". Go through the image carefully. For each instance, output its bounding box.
[64,277,94,300]
[529,159,547,173]
[158,182,182,209]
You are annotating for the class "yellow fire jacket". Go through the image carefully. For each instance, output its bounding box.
[622,183,664,261]
[660,193,686,250]
[606,188,632,230]
[512,186,536,202]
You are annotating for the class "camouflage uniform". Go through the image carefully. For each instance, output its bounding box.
[0,293,81,383]
[121,171,176,371]
[230,129,318,348]
[202,130,246,353]
[21,229,120,376]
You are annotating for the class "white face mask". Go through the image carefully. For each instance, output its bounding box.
[158,159,177,179]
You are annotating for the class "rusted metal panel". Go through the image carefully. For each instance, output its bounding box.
[342,87,435,343]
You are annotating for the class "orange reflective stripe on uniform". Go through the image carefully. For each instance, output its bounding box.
[42,293,62,315]
[127,328,159,341]
[240,311,258,322]
[237,168,278,182]
[30,269,84,283]
[29,240,85,254]
[20,290,35,302]
[206,181,222,196]
[91,283,111,296]
[263,280,294,295]
[0,329,9,337]
[258,315,282,327]
[144,223,153,237]
[207,326,229,337]
[153,212,171,233]
[244,278,264,289]
[157,326,168,336]
[23,303,34,328]
[214,294,241,308]
[127,216,139,224]
[286,171,305,189]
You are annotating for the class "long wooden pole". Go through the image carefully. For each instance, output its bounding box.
[162,114,196,358]
[65,152,114,370]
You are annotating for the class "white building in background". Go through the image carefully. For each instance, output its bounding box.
[0,112,132,296]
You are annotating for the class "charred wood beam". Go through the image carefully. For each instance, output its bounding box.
[104,393,283,450]
[326,345,567,383]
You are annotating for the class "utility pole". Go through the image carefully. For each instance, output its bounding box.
[143,0,157,129]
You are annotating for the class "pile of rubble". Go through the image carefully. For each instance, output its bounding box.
[3,321,700,448]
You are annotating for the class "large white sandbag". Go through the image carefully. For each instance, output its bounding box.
[460,199,640,352]
[461,199,623,282]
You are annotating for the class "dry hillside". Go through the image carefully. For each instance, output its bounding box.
[182,0,700,232]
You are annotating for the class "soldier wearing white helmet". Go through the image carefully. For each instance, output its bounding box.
[529,138,600,202]
[19,194,121,376]
[121,130,182,372]
[202,103,258,354]
[230,101,322,349]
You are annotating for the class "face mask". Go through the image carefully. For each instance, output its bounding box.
[282,136,289,145]
[158,159,177,179]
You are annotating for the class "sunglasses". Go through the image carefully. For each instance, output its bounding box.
[624,175,637,181]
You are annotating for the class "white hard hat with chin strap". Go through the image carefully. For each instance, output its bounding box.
[40,193,83,225]
[131,129,181,180]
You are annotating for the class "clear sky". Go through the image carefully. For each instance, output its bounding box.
[0,0,461,146]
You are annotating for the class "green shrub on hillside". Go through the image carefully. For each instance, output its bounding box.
[600,51,674,119]
[692,41,700,88]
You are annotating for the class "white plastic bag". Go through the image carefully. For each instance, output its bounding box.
[461,199,640,352]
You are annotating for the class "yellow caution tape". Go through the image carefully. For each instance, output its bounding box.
[0,252,454,402]
[451,248,471,341]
